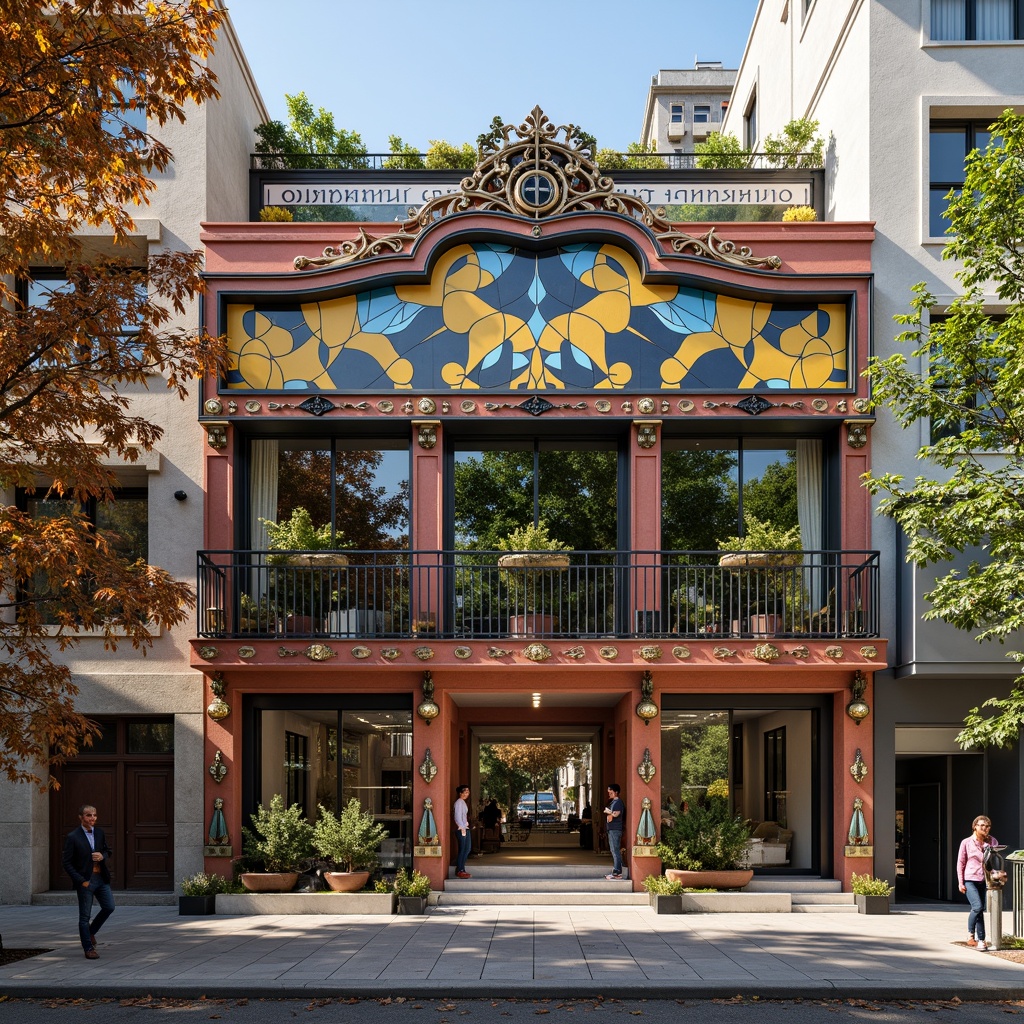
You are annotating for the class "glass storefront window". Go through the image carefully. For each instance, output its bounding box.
[254,704,413,874]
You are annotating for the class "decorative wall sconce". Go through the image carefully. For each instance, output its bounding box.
[845,670,870,725]
[635,670,659,725]
[206,673,230,721]
[845,420,870,449]
[417,670,440,725]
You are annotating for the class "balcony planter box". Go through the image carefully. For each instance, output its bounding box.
[649,893,683,914]
[178,895,216,916]
[855,894,890,915]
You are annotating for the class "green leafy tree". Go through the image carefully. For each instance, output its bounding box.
[864,110,1024,749]
[486,743,586,814]
[695,132,751,169]
[382,134,425,170]
[762,118,825,168]
[678,723,730,792]
[425,139,476,169]
[479,743,532,811]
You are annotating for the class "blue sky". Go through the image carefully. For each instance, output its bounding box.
[227,0,759,154]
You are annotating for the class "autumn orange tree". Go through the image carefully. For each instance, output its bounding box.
[485,743,587,815]
[0,1,225,785]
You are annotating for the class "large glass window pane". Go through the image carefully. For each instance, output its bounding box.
[930,126,968,185]
[127,720,173,754]
[660,441,738,551]
[95,495,148,562]
[976,0,1013,38]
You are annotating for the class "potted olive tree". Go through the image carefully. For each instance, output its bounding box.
[497,520,571,636]
[240,794,315,892]
[393,867,432,914]
[656,796,753,890]
[313,797,389,892]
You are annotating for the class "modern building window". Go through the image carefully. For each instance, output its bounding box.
[744,91,758,149]
[670,103,684,124]
[18,488,149,624]
[931,0,1022,40]
[692,104,711,124]
[929,120,998,236]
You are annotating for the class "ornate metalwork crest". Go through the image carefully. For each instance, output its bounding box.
[419,748,438,784]
[637,748,657,784]
[522,642,552,662]
[294,108,782,271]
[298,395,336,417]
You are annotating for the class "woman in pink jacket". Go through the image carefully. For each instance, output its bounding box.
[957,815,997,951]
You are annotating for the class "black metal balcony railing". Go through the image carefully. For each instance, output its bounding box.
[196,550,880,642]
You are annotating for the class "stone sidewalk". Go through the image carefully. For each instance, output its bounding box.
[1,903,1021,1000]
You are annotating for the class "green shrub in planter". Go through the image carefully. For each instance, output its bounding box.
[393,868,432,897]
[655,797,751,871]
[642,874,684,896]
[180,871,226,896]
[850,873,893,896]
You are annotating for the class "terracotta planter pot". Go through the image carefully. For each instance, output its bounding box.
[323,870,370,892]
[240,871,300,892]
[508,613,557,637]
[664,868,753,890]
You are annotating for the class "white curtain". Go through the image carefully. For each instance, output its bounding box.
[976,0,1013,38]
[249,440,279,597]
[796,440,823,612]
[932,0,966,39]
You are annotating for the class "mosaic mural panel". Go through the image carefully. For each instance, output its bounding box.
[225,243,849,392]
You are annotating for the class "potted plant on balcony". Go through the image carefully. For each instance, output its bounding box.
[716,513,802,635]
[178,871,226,915]
[393,867,432,914]
[240,794,315,891]
[851,872,893,914]
[497,520,571,637]
[313,797,389,892]
[262,507,349,633]
[655,793,753,890]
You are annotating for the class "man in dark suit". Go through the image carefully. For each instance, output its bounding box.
[62,804,114,959]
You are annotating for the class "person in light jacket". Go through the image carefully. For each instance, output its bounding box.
[957,814,997,951]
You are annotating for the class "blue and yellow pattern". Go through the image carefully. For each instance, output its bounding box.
[225,243,849,392]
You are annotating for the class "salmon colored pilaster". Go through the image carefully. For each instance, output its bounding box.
[204,432,233,551]
[203,673,239,880]
[628,673,662,888]
[411,421,443,632]
[630,421,662,619]
[834,673,874,890]
[842,432,870,550]
[411,672,450,891]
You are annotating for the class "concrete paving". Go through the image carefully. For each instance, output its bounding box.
[0,902,1021,1000]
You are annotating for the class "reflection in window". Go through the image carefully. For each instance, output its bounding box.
[256,705,413,874]
[127,721,174,754]
[929,120,998,236]
[453,441,618,551]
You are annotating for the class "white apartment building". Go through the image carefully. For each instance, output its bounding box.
[722,0,1024,900]
[0,12,267,904]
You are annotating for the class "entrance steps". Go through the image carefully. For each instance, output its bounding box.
[438,863,646,906]
[437,871,856,911]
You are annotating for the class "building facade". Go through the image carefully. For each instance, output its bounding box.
[194,109,882,894]
[722,0,1024,899]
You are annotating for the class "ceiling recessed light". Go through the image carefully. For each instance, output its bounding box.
[525,736,543,741]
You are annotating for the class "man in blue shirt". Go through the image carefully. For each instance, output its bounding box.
[603,783,625,879]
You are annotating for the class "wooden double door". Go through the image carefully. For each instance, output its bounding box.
[49,722,174,891]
